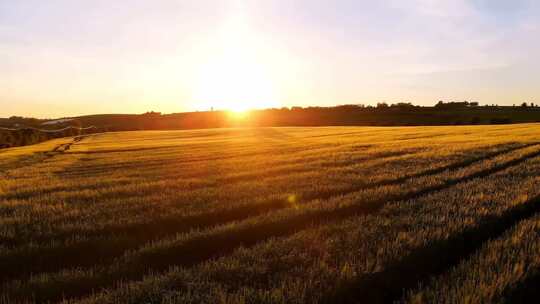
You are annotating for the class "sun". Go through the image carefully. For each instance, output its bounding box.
[192,4,280,112]
[227,108,250,120]
[194,54,277,112]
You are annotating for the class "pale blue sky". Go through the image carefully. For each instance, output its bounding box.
[1,0,539,117]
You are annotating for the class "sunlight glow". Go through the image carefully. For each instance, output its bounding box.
[227,109,250,120]
[192,3,280,112]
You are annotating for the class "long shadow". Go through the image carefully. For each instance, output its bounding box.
[129,145,540,274]
[5,145,540,303]
[0,142,486,243]
[323,196,540,303]
[0,148,422,245]
[0,143,537,284]
[500,268,540,302]
[0,143,524,243]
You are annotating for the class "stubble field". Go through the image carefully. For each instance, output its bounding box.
[3,125,540,303]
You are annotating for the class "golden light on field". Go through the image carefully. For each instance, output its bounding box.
[8,125,540,302]
[192,3,280,112]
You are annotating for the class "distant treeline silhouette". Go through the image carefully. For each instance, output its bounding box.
[2,101,540,148]
[80,101,537,130]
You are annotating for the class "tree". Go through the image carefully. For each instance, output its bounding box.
[391,102,415,109]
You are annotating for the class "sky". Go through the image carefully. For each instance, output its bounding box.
[1,0,539,118]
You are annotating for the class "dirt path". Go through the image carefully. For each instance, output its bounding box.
[0,135,93,177]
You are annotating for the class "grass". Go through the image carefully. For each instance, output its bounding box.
[403,213,540,303]
[2,125,540,303]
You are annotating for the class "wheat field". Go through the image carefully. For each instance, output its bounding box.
[3,125,540,303]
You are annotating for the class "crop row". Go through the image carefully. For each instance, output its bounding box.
[0,141,535,287]
[404,212,540,303]
[61,146,540,304]
[2,139,540,302]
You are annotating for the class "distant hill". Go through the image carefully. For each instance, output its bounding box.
[74,103,540,129]
[2,102,540,148]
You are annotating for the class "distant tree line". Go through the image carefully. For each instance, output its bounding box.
[2,100,540,149]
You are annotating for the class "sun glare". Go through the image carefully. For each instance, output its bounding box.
[192,4,280,112]
[227,108,250,120]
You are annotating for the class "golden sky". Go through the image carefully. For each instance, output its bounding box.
[1,0,539,117]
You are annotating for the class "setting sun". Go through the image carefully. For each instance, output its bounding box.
[227,109,251,120]
[193,53,277,112]
[5,1,540,303]
[192,3,280,112]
